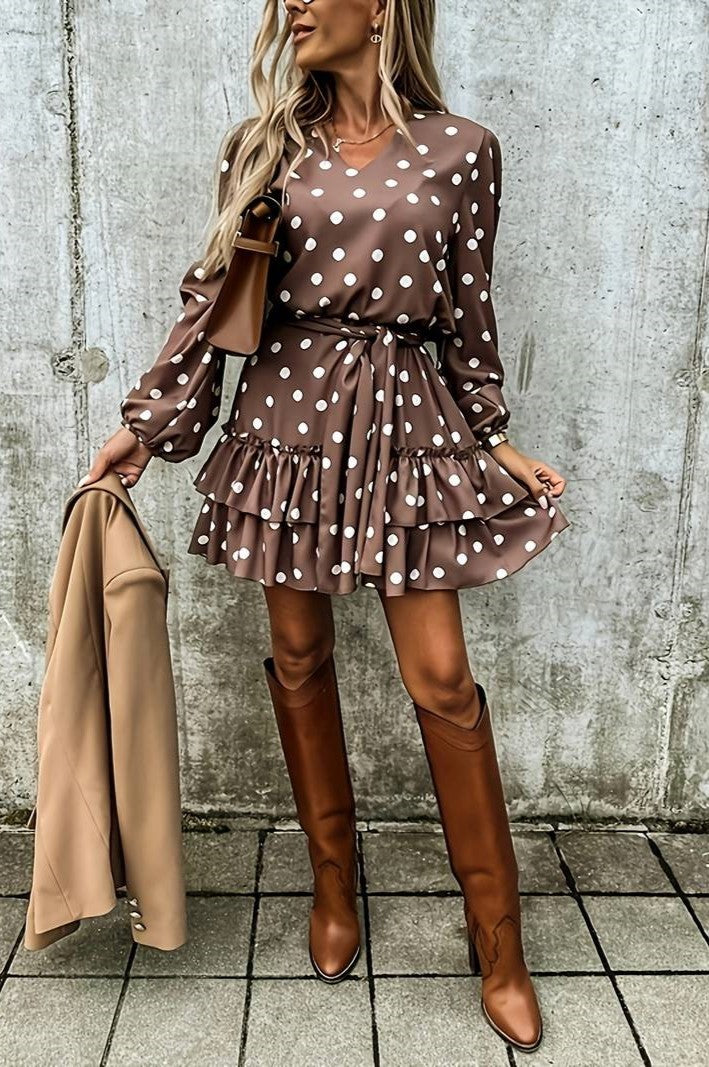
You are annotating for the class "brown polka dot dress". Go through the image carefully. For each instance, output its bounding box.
[121,109,571,596]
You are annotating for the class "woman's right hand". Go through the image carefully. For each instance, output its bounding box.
[78,426,154,489]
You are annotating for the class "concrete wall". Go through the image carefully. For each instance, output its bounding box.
[2,1,707,823]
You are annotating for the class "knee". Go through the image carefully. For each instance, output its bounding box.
[404,663,481,726]
[271,630,336,689]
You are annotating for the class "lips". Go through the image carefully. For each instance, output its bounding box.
[292,25,315,44]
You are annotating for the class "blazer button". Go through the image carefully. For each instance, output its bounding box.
[134,922,146,931]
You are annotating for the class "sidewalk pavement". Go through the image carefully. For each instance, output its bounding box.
[0,823,707,1066]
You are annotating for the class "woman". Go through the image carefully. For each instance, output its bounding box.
[83,0,570,1052]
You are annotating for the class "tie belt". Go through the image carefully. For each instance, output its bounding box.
[267,309,433,349]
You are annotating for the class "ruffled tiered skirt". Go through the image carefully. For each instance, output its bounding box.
[187,315,570,596]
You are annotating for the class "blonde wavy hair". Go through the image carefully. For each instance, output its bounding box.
[198,0,448,279]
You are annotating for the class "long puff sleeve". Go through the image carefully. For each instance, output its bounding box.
[119,262,227,462]
[440,125,510,445]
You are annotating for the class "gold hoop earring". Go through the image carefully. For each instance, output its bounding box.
[370,24,382,43]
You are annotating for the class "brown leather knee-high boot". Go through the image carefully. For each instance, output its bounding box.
[414,682,542,1053]
[264,653,361,982]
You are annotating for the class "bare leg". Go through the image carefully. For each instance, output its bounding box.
[376,587,483,727]
[262,585,335,689]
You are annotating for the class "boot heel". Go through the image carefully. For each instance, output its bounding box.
[468,933,480,975]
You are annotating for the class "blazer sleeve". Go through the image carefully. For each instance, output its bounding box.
[119,263,227,462]
[103,564,187,948]
[440,125,511,445]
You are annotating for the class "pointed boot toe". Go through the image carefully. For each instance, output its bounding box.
[309,859,361,981]
[469,930,542,1050]
[309,921,361,982]
[479,967,543,1052]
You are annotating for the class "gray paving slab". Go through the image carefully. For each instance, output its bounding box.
[584,895,709,971]
[107,977,245,1066]
[0,830,34,894]
[617,974,709,1067]
[374,976,510,1065]
[362,830,458,892]
[650,833,709,893]
[690,895,709,936]
[557,830,671,892]
[0,976,122,1066]
[0,897,27,966]
[11,903,131,976]
[513,830,571,892]
[182,830,260,893]
[522,895,604,972]
[521,975,644,1065]
[243,977,373,1066]
[131,896,254,976]
[253,893,366,978]
[260,829,314,892]
[369,895,468,975]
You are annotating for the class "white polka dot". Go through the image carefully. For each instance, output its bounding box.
[432,566,446,578]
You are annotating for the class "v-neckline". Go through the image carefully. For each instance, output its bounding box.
[315,119,412,176]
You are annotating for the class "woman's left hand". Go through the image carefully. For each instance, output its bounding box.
[486,442,567,505]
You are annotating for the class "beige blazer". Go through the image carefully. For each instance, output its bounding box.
[24,472,187,951]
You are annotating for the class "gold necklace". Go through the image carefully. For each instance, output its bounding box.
[329,118,396,153]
